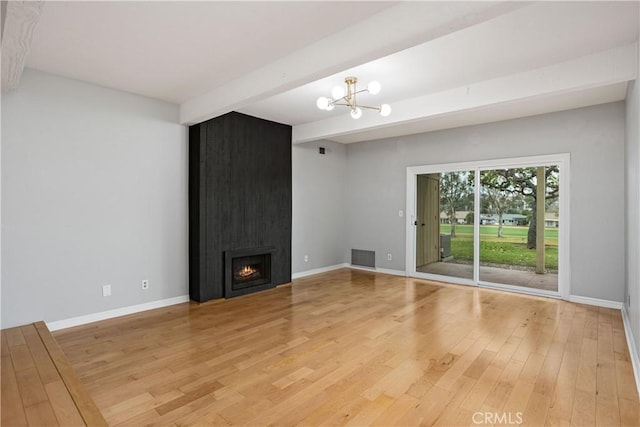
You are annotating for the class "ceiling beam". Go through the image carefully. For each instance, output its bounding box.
[179,1,527,125]
[1,0,44,91]
[292,43,638,144]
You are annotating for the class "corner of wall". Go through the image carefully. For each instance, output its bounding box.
[623,34,640,368]
[292,140,348,275]
[622,305,640,397]
[1,70,188,328]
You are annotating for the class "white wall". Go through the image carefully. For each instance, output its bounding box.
[344,102,626,302]
[1,69,188,328]
[0,66,3,328]
[624,41,640,357]
[292,140,346,273]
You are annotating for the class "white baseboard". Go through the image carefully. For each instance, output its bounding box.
[292,264,407,280]
[480,281,561,299]
[292,263,349,279]
[46,295,190,331]
[622,306,640,398]
[373,267,407,277]
[347,265,407,277]
[568,295,623,309]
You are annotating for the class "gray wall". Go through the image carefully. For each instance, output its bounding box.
[292,140,347,273]
[344,102,626,302]
[624,42,640,353]
[1,70,631,328]
[1,69,188,328]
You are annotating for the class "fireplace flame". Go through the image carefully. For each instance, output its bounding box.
[238,265,257,278]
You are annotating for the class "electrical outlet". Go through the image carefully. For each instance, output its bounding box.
[387,253,392,261]
[102,284,111,297]
[399,210,403,217]
[304,255,309,262]
[142,280,149,290]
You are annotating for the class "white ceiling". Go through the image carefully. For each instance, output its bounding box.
[27,1,395,103]
[15,1,640,144]
[241,1,639,126]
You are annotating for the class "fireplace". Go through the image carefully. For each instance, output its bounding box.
[225,247,275,297]
[232,254,270,288]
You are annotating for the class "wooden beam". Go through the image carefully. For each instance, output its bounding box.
[292,43,637,144]
[179,1,526,125]
[1,0,44,91]
[536,166,545,274]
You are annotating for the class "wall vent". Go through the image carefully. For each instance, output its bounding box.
[351,249,375,268]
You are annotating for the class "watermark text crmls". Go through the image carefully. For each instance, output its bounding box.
[472,411,523,425]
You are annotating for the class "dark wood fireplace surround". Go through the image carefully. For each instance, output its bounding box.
[189,112,292,302]
[224,246,275,298]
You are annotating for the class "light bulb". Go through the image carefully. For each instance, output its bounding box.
[325,101,334,111]
[367,80,381,95]
[331,85,345,100]
[350,107,362,119]
[316,96,329,110]
[379,103,391,117]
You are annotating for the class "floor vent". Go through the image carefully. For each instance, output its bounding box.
[351,249,375,268]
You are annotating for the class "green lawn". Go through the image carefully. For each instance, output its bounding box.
[438,224,558,270]
[439,224,558,244]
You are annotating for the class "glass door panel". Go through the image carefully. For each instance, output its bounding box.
[416,171,474,280]
[478,166,559,292]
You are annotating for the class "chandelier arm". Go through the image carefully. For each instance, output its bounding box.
[329,103,380,110]
[330,95,356,108]
[358,105,382,111]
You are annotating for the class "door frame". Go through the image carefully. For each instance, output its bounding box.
[405,154,571,300]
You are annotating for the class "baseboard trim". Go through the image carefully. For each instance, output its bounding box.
[374,267,407,277]
[46,295,190,331]
[480,281,561,300]
[568,295,623,309]
[348,265,407,277]
[622,306,640,398]
[292,264,408,280]
[292,263,349,279]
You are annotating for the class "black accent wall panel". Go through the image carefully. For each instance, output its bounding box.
[189,112,292,302]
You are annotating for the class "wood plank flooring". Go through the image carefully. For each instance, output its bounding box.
[51,269,639,426]
[1,322,107,426]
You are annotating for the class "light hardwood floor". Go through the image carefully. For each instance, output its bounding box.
[53,269,639,426]
[1,322,107,426]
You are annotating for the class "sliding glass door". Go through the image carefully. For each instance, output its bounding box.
[415,171,474,280]
[407,155,568,297]
[478,166,559,292]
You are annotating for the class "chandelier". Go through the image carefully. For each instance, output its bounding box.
[316,76,391,119]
